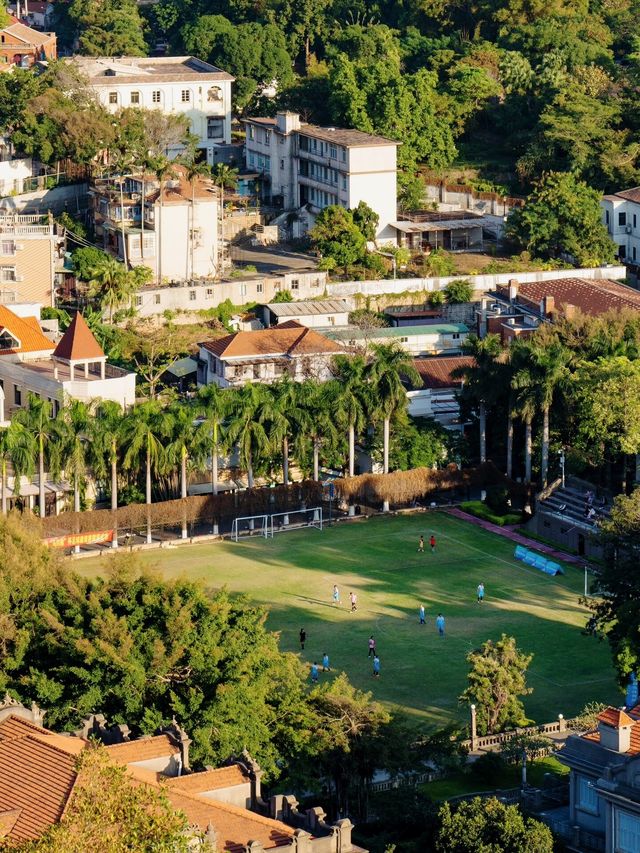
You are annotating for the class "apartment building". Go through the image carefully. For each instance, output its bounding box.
[89,165,219,283]
[243,111,398,241]
[601,188,640,264]
[73,56,233,165]
[0,14,55,67]
[0,213,63,307]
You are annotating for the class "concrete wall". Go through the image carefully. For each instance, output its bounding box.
[424,181,521,218]
[197,782,252,809]
[0,182,89,215]
[0,158,35,196]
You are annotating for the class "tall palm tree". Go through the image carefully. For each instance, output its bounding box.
[184,157,211,281]
[293,381,337,481]
[123,400,171,544]
[194,383,230,534]
[14,395,58,518]
[368,342,422,475]
[0,420,35,515]
[57,400,93,516]
[88,258,133,322]
[534,342,569,487]
[91,400,124,547]
[166,401,198,539]
[453,334,503,464]
[511,341,538,484]
[267,379,304,485]
[226,383,271,488]
[330,354,369,477]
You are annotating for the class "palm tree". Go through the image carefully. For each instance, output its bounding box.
[212,163,239,274]
[184,157,211,281]
[453,334,503,464]
[267,379,303,485]
[166,401,198,539]
[123,400,171,544]
[88,258,134,322]
[57,400,93,516]
[14,395,58,518]
[91,400,124,547]
[330,354,369,477]
[533,342,569,486]
[293,381,337,481]
[194,383,229,534]
[511,342,538,484]
[0,420,35,515]
[368,343,422,484]
[226,383,271,488]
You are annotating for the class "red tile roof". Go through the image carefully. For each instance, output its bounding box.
[164,765,248,793]
[597,708,635,728]
[0,306,54,356]
[612,187,640,203]
[200,321,343,359]
[106,734,179,764]
[581,706,640,754]
[53,312,104,361]
[500,278,640,317]
[413,356,474,389]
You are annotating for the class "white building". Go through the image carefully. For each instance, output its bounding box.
[243,112,399,241]
[601,188,640,264]
[321,322,469,357]
[259,298,351,329]
[90,165,220,283]
[406,356,473,429]
[72,56,234,165]
[0,307,136,422]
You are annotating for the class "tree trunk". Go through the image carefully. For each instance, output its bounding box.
[181,448,187,539]
[38,443,45,518]
[479,401,487,463]
[382,416,390,512]
[1,459,6,516]
[525,416,532,484]
[141,178,145,261]
[313,440,319,482]
[283,435,289,485]
[146,452,152,545]
[73,474,81,554]
[541,405,549,487]
[111,453,118,548]
[349,424,355,477]
[247,450,254,530]
[506,413,513,480]
[635,452,640,485]
[211,428,219,535]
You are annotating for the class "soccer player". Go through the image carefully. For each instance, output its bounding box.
[373,655,380,677]
[477,583,485,603]
[430,534,436,553]
[299,628,306,650]
[419,604,425,624]
[368,635,376,657]
[436,613,445,637]
[350,591,358,612]
[332,584,340,606]
[418,535,425,553]
[311,662,319,683]
[322,652,331,672]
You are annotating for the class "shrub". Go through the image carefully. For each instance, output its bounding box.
[273,289,293,303]
[429,290,445,307]
[471,751,507,786]
[459,501,522,526]
[444,279,474,304]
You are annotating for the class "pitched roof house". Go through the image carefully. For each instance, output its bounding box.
[406,355,474,428]
[0,15,56,67]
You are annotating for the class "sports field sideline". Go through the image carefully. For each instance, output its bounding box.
[79,511,618,727]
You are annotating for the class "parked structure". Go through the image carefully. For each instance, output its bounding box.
[321,323,469,356]
[390,211,498,253]
[601,188,640,266]
[550,705,640,853]
[0,696,364,852]
[0,14,55,66]
[89,165,220,283]
[243,111,398,241]
[0,307,136,421]
[198,321,344,387]
[259,298,351,329]
[73,56,233,164]
[0,213,64,307]
[407,356,473,428]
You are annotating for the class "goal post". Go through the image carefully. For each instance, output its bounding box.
[269,507,323,537]
[231,514,269,542]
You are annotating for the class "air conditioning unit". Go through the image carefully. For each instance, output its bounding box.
[490,303,501,313]
[626,225,633,234]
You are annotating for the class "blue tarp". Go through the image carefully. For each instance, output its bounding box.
[513,546,564,576]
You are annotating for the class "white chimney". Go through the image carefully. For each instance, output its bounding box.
[597,709,634,753]
[508,279,519,302]
[276,112,301,135]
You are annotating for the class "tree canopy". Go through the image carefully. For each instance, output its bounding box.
[435,797,553,853]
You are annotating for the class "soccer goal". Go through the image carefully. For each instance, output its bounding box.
[269,507,323,537]
[231,514,269,542]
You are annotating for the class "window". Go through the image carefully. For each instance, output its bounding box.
[620,245,627,259]
[154,294,161,305]
[256,283,263,294]
[342,176,347,191]
[136,296,142,307]
[0,241,14,255]
[619,211,627,227]
[635,214,637,228]
[327,316,335,325]
[130,91,140,104]
[341,146,346,162]
[264,130,271,144]
[399,337,408,343]
[577,776,599,815]
[206,288,213,297]
[207,116,224,139]
[329,145,337,158]
[14,385,20,406]
[181,90,191,102]
[606,210,610,224]
[0,267,16,282]
[290,279,299,291]
[152,90,161,103]
[248,125,255,140]
[452,333,460,340]
[616,811,640,853]
[109,91,118,104]
[189,290,196,301]
[634,247,637,261]
[280,159,284,170]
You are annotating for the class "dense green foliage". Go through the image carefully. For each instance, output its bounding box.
[434,797,553,852]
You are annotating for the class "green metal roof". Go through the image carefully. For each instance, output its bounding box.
[165,356,198,378]
[322,323,468,341]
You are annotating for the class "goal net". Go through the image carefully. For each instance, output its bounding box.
[231,514,269,542]
[269,507,323,537]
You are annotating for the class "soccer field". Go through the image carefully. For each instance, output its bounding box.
[78,511,618,727]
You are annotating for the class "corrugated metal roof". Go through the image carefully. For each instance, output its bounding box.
[266,299,350,317]
[322,323,468,341]
[165,356,197,378]
[392,217,492,233]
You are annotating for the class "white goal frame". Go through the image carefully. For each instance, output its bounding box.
[231,514,269,541]
[269,507,323,537]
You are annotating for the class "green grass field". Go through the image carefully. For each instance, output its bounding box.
[78,511,618,727]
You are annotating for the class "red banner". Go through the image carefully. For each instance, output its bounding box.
[44,529,114,548]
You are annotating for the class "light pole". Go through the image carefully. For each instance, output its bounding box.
[559,448,565,488]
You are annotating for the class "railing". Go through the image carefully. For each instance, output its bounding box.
[369,770,439,793]
[460,718,568,752]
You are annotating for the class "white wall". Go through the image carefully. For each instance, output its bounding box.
[0,157,34,195]
[601,198,640,263]
[348,145,397,241]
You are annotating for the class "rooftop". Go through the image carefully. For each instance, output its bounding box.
[70,55,234,84]
[392,216,492,233]
[265,298,350,317]
[164,765,248,793]
[200,321,344,359]
[54,312,104,361]
[322,323,469,341]
[606,187,640,204]
[413,356,475,389]
[243,116,399,148]
[498,277,640,317]
[106,734,179,764]
[0,306,54,356]
[1,18,55,47]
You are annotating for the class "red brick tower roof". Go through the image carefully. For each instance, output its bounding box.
[54,313,104,361]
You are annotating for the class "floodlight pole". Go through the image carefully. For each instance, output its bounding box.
[559,448,565,488]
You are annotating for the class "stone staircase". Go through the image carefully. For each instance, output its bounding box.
[537,480,611,529]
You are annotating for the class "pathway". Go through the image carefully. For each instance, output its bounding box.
[445,508,587,567]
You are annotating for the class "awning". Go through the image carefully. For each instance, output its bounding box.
[165,357,198,378]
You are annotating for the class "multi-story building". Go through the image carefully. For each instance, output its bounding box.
[0,306,136,422]
[243,111,398,241]
[89,165,220,283]
[601,188,640,265]
[73,56,233,165]
[197,321,344,387]
[0,213,64,307]
[0,14,55,67]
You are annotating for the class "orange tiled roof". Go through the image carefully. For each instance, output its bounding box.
[581,706,640,754]
[164,765,248,793]
[597,707,635,727]
[106,734,179,763]
[413,356,475,389]
[201,321,343,359]
[500,278,640,317]
[54,312,104,361]
[0,306,55,356]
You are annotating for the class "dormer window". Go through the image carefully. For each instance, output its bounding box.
[0,329,19,351]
